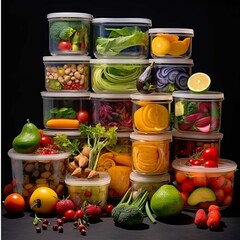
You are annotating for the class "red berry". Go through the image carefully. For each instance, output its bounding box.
[55,197,75,217]
[194,209,207,228]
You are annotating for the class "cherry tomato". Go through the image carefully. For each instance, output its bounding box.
[104,204,114,216]
[201,147,219,162]
[39,135,53,147]
[74,209,85,220]
[4,193,25,215]
[77,110,89,123]
[204,160,218,168]
[64,209,76,222]
[58,41,72,51]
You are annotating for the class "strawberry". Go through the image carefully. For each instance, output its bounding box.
[85,204,102,221]
[55,196,75,217]
[208,204,220,212]
[194,209,207,228]
[207,213,221,230]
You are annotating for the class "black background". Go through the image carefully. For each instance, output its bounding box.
[1,0,240,201]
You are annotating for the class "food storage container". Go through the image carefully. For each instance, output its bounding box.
[149,58,194,92]
[130,171,170,200]
[149,28,194,58]
[8,148,70,199]
[172,91,224,133]
[92,18,152,58]
[65,172,111,208]
[90,59,149,93]
[43,56,90,91]
[91,93,133,132]
[130,92,172,134]
[47,12,93,55]
[171,129,223,159]
[41,91,91,129]
[130,132,172,175]
[171,158,237,210]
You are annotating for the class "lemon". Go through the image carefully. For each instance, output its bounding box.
[187,72,211,93]
[151,36,170,56]
[150,184,184,218]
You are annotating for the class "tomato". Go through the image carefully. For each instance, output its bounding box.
[77,110,89,123]
[29,187,58,215]
[3,183,14,197]
[58,41,72,51]
[104,204,114,216]
[74,209,85,219]
[39,135,53,147]
[201,147,219,162]
[4,193,25,215]
[204,160,218,168]
[64,209,76,222]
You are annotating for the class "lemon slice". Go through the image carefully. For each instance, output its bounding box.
[187,72,211,93]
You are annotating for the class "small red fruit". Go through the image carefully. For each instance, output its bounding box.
[194,209,207,228]
[85,204,102,221]
[55,196,75,217]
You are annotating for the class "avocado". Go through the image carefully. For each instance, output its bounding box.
[187,187,216,206]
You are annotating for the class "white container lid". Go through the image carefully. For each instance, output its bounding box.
[8,148,71,160]
[172,158,237,173]
[172,91,224,100]
[47,12,93,20]
[90,59,149,64]
[130,171,170,183]
[41,91,91,98]
[149,28,194,36]
[130,132,172,141]
[43,56,91,62]
[65,172,111,186]
[43,129,82,137]
[90,93,131,99]
[92,18,152,26]
[130,92,173,101]
[149,58,194,65]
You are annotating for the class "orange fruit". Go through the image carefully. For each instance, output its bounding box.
[151,36,170,56]
[168,37,191,56]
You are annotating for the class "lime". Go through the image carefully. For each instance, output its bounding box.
[187,72,211,93]
[150,184,184,218]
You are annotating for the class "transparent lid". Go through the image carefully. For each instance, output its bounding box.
[8,148,71,160]
[172,91,224,100]
[130,132,172,141]
[149,28,194,36]
[92,18,152,26]
[90,59,149,64]
[130,171,170,183]
[130,92,173,101]
[90,93,131,99]
[43,129,81,137]
[41,91,91,98]
[43,56,91,62]
[65,172,111,186]
[47,12,93,20]
[172,158,237,173]
[149,58,193,65]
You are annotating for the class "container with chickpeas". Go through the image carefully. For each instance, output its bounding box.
[43,56,90,91]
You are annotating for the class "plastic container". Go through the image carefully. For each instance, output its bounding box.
[130,171,170,200]
[90,59,149,93]
[43,56,90,91]
[149,28,194,58]
[92,18,152,58]
[149,58,194,92]
[130,132,172,175]
[171,129,223,159]
[47,12,93,55]
[65,172,111,208]
[91,93,133,132]
[172,91,224,133]
[41,91,91,129]
[171,158,237,210]
[130,92,172,134]
[8,148,70,199]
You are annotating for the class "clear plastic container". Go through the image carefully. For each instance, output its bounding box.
[149,28,194,58]
[8,148,71,199]
[172,158,237,210]
[47,12,93,55]
[130,132,172,175]
[172,91,224,133]
[130,92,172,134]
[92,18,152,58]
[90,59,149,93]
[90,93,133,132]
[149,58,194,92]
[41,91,91,129]
[43,56,90,91]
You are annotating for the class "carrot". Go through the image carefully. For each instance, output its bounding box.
[46,118,79,128]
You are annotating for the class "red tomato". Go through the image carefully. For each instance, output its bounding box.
[201,147,219,162]
[58,41,72,51]
[204,160,218,168]
[40,135,53,147]
[74,209,85,219]
[77,110,89,123]
[104,204,114,216]
[4,193,25,215]
[64,209,76,222]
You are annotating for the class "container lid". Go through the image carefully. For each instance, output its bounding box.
[130,171,170,183]
[90,59,149,64]
[65,172,111,186]
[149,28,194,36]
[47,12,93,20]
[41,91,91,98]
[43,129,82,137]
[172,158,237,173]
[149,58,194,65]
[8,148,71,160]
[43,56,91,62]
[172,91,224,100]
[90,92,131,99]
[116,132,131,138]
[92,18,152,26]
[171,129,223,140]
[130,132,172,141]
[130,92,173,101]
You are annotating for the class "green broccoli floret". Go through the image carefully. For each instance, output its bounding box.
[59,27,76,41]
[49,21,69,42]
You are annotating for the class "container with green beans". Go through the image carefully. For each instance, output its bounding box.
[90,59,149,93]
